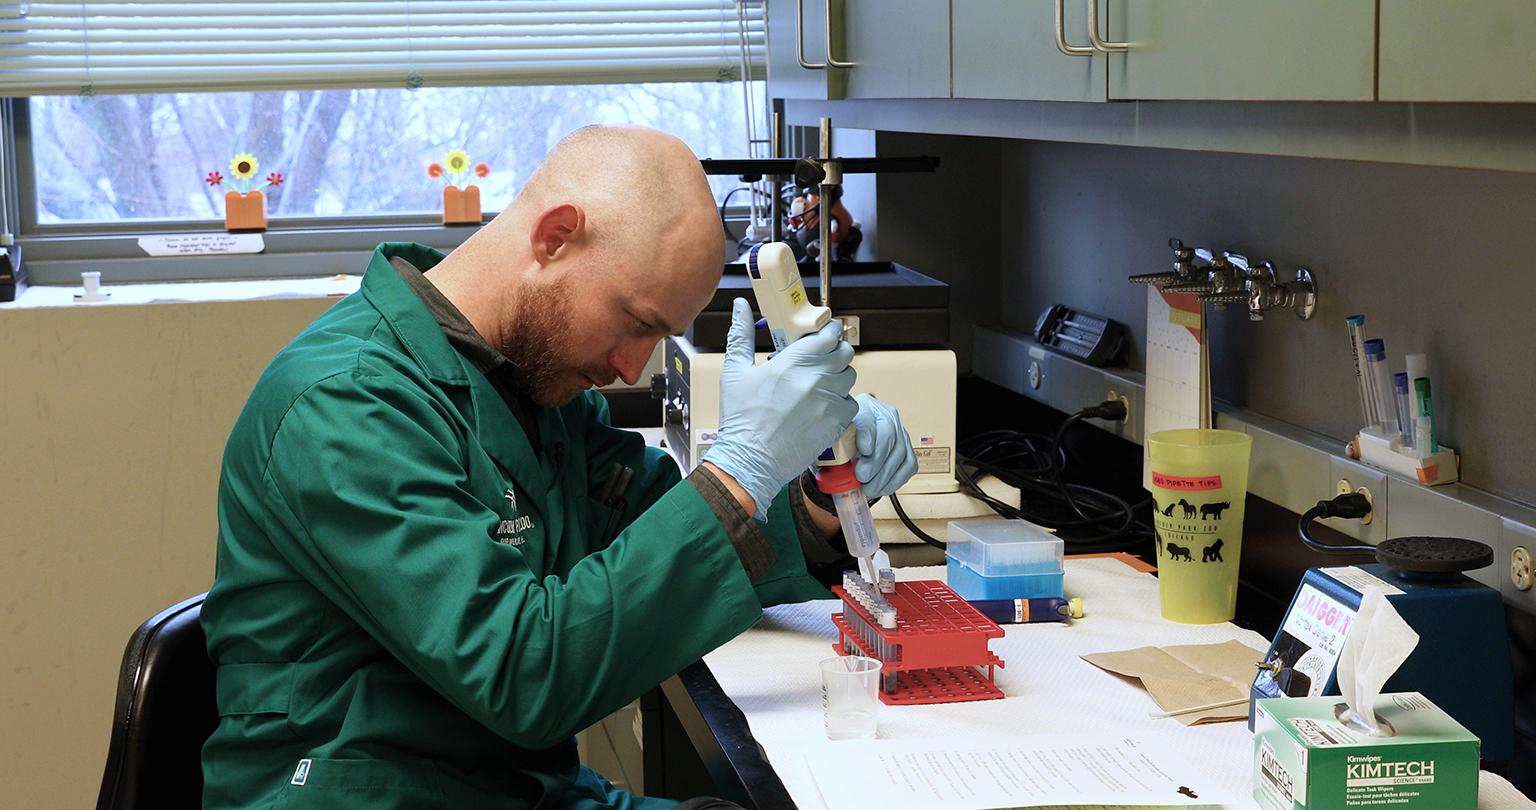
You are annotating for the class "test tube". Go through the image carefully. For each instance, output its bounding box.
[1393,373,1414,448]
[1414,377,1438,454]
[1363,339,1397,436]
[1346,316,1378,427]
[1405,354,1431,446]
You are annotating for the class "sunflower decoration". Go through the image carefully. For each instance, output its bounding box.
[429,148,487,189]
[206,152,284,194]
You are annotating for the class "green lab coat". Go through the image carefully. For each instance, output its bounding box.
[201,243,830,809]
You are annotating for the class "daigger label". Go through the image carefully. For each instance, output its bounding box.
[1151,472,1223,491]
[1346,755,1436,787]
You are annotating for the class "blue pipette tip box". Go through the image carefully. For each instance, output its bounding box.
[945,519,1064,601]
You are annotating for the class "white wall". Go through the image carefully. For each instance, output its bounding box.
[0,296,335,808]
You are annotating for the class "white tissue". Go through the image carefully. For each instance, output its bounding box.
[1336,588,1420,735]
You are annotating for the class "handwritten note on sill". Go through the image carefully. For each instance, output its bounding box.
[137,233,265,257]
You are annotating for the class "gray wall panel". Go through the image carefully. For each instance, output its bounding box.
[878,133,1536,505]
[873,133,1007,374]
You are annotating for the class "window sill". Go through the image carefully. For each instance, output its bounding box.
[0,274,359,310]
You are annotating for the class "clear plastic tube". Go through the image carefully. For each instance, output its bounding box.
[1364,339,1396,435]
[1346,316,1377,427]
[832,489,880,581]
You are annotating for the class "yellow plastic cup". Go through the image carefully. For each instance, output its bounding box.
[1147,428,1253,624]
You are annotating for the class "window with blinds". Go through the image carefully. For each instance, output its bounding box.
[10,1,766,244]
[0,1,765,97]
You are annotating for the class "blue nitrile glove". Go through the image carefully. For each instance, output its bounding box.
[852,394,920,499]
[703,297,858,520]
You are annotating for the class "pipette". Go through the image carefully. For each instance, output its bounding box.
[744,242,879,582]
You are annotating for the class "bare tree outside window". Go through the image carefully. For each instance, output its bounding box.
[31,81,763,225]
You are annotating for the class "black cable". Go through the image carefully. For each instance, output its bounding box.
[888,493,946,550]
[1298,494,1376,554]
[937,400,1150,552]
[790,203,820,232]
[1050,412,1092,521]
[718,186,777,237]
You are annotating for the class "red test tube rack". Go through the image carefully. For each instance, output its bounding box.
[831,574,1006,705]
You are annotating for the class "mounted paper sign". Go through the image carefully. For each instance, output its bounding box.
[138,233,265,257]
[1143,286,1209,491]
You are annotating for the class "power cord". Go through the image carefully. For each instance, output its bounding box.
[888,491,945,550]
[892,400,1154,552]
[1050,400,1128,522]
[1298,493,1375,554]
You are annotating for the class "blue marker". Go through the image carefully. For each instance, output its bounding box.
[968,596,1082,624]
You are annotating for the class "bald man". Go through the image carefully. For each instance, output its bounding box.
[200,125,918,810]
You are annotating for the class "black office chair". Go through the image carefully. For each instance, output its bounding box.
[96,593,217,810]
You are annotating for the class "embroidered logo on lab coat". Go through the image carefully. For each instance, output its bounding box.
[495,486,534,546]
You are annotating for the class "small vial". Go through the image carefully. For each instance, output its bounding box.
[877,569,896,594]
[1393,373,1414,448]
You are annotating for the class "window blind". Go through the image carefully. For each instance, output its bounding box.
[0,1,765,97]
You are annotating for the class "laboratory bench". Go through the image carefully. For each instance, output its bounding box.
[640,554,1535,809]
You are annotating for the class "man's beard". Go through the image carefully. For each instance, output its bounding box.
[499,276,584,407]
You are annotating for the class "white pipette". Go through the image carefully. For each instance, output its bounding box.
[744,242,878,582]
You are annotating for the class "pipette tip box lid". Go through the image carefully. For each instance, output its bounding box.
[945,519,1064,600]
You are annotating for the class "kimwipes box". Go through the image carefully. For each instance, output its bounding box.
[1253,693,1479,810]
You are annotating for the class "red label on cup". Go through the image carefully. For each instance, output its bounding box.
[1152,472,1223,491]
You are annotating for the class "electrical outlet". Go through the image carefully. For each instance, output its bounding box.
[1105,373,1142,442]
[1512,547,1534,592]
[1330,458,1388,545]
[1503,518,1536,613]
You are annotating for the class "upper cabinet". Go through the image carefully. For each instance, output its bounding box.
[1379,2,1536,102]
[770,2,1536,105]
[1105,0,1376,101]
[952,0,1108,102]
[766,0,950,101]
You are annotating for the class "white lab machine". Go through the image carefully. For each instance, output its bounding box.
[656,253,1017,544]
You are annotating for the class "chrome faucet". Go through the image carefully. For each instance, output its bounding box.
[1130,238,1317,322]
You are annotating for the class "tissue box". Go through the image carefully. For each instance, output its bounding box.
[1253,693,1479,810]
[945,519,1063,601]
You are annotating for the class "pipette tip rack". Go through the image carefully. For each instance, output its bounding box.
[831,571,1006,705]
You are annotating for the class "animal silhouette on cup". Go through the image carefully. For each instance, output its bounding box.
[1154,499,1232,563]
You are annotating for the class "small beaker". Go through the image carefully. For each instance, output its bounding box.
[820,656,881,740]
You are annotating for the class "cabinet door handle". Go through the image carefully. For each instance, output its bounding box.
[1087,0,1130,53]
[824,0,857,68]
[796,0,827,69]
[1055,0,1096,56]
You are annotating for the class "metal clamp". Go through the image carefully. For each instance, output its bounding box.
[795,0,826,69]
[824,0,856,68]
[1054,0,1095,57]
[1086,0,1130,53]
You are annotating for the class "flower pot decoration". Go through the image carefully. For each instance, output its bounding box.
[207,153,283,232]
[431,149,488,225]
